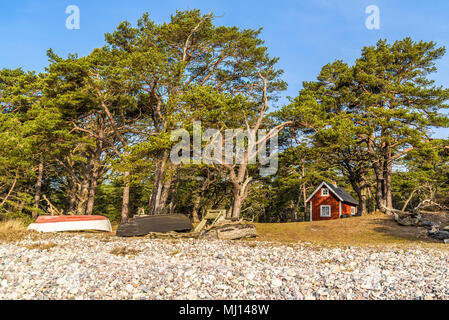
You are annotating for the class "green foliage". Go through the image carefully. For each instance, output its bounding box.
[1,10,448,223]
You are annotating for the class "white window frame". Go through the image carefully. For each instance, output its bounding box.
[321,188,329,196]
[320,205,331,218]
[351,207,356,215]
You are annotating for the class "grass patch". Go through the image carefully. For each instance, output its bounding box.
[0,219,30,243]
[255,212,448,249]
[110,246,142,256]
[24,242,57,251]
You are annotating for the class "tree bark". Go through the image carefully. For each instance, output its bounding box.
[359,185,368,215]
[0,174,17,208]
[192,195,202,223]
[230,176,252,219]
[402,187,418,211]
[231,189,243,219]
[159,174,172,214]
[76,179,89,215]
[372,159,386,212]
[86,172,99,215]
[121,171,130,223]
[149,151,169,215]
[384,144,393,209]
[67,181,78,214]
[33,161,44,218]
[86,130,104,215]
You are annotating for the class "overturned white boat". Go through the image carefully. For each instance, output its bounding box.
[28,215,112,233]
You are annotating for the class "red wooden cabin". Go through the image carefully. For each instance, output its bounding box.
[305,182,359,221]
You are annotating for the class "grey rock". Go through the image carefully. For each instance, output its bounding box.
[429,230,449,240]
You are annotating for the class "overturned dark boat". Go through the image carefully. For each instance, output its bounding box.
[116,214,193,237]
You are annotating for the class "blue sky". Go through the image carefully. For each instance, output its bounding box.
[1,0,448,138]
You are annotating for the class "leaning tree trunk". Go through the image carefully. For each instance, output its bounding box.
[33,161,44,218]
[402,187,418,211]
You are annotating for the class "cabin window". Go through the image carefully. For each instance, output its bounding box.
[320,205,331,217]
[321,188,329,196]
[351,207,356,215]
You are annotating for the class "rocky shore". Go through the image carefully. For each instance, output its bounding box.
[0,234,448,300]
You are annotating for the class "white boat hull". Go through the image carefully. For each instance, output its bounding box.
[28,219,112,233]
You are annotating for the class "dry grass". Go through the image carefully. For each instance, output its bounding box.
[0,219,30,243]
[255,212,449,249]
[168,250,181,256]
[24,242,57,251]
[109,246,142,256]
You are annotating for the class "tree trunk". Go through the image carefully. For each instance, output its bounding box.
[367,186,374,213]
[368,134,387,212]
[301,161,307,220]
[192,195,202,223]
[86,135,104,215]
[86,172,99,215]
[67,181,77,214]
[168,185,177,215]
[159,174,172,214]
[191,174,212,222]
[0,174,17,208]
[229,171,252,219]
[231,189,243,219]
[355,186,368,216]
[373,160,386,212]
[384,152,393,209]
[76,179,89,215]
[402,187,418,211]
[121,171,130,223]
[291,189,302,221]
[149,151,169,215]
[33,161,44,218]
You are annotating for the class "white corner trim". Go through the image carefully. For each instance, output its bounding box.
[339,201,342,218]
[310,201,313,221]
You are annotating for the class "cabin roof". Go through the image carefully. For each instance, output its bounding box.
[306,181,359,206]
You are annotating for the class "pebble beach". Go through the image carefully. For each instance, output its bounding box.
[0,234,448,300]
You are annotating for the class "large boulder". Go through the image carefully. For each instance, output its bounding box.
[116,214,193,237]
